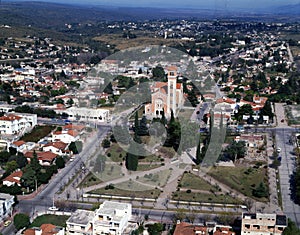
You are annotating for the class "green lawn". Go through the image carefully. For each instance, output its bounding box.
[106,143,127,162]
[90,182,161,199]
[179,173,216,191]
[136,163,162,171]
[21,125,55,142]
[172,191,240,204]
[139,169,172,187]
[78,172,103,188]
[208,166,269,202]
[29,215,70,228]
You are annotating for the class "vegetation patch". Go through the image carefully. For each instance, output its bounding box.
[21,125,55,142]
[29,214,70,228]
[208,166,269,202]
[179,172,216,191]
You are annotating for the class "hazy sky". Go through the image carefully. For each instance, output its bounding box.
[6,0,300,9]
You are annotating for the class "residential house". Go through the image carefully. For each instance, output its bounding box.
[43,141,69,156]
[2,170,23,187]
[0,193,14,222]
[173,222,207,235]
[24,223,65,235]
[52,130,80,144]
[25,151,58,166]
[241,213,287,235]
[174,222,235,235]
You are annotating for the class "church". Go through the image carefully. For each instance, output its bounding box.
[145,66,184,118]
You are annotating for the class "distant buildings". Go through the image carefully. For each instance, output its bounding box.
[241,213,287,235]
[145,66,184,118]
[66,201,132,235]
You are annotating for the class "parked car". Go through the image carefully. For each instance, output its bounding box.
[4,220,11,227]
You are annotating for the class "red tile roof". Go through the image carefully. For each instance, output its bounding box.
[24,223,61,235]
[0,114,22,121]
[44,141,68,150]
[174,222,207,235]
[12,140,26,147]
[3,170,23,184]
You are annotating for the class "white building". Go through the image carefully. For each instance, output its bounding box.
[59,107,110,123]
[66,201,132,235]
[52,130,80,144]
[241,213,287,235]
[0,193,14,222]
[0,113,37,135]
[66,209,95,235]
[92,201,132,235]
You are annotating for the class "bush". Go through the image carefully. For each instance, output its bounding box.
[14,213,30,230]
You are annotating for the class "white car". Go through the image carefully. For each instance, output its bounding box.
[276,148,281,153]
[48,206,59,211]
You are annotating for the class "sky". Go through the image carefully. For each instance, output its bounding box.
[5,0,300,9]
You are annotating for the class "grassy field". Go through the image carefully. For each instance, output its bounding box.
[106,143,127,162]
[136,163,162,171]
[139,169,172,187]
[29,215,70,228]
[208,166,269,201]
[172,191,240,204]
[179,173,216,191]
[90,182,161,199]
[78,172,103,188]
[21,125,55,142]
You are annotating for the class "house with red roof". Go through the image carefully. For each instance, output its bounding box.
[24,223,65,235]
[52,130,80,144]
[25,151,58,166]
[43,141,69,156]
[3,170,23,187]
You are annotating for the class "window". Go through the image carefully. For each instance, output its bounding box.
[245,224,250,229]
[253,225,260,229]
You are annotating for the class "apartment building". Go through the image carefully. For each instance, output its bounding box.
[241,213,287,235]
[0,113,37,135]
[66,201,132,235]
[0,193,14,222]
[92,201,132,235]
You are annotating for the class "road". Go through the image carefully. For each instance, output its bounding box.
[15,124,111,216]
[276,128,300,227]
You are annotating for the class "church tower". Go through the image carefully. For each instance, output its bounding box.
[167,66,177,116]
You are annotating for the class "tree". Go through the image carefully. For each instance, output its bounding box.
[147,223,164,235]
[55,156,65,169]
[68,141,83,154]
[223,141,246,162]
[102,139,111,148]
[5,161,18,174]
[13,213,30,230]
[252,182,268,198]
[66,98,74,106]
[152,66,166,81]
[125,144,139,171]
[195,135,202,165]
[31,152,41,174]
[235,104,254,122]
[283,219,300,235]
[138,116,149,136]
[21,165,36,189]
